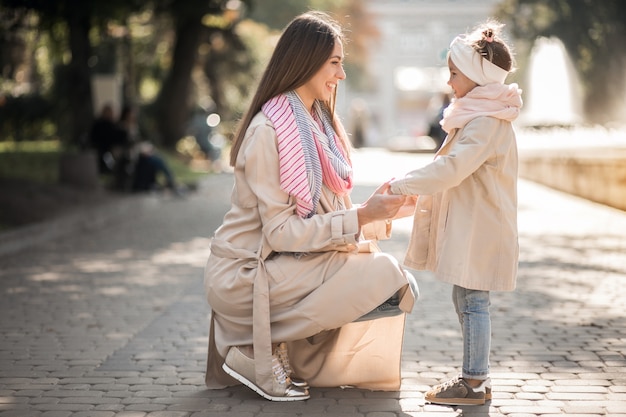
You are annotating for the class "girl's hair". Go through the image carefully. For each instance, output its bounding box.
[469,20,515,72]
[229,11,346,166]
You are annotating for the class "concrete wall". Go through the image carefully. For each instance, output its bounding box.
[519,148,626,212]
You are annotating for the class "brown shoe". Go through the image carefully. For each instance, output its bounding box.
[222,346,310,401]
[275,342,310,389]
[425,376,491,406]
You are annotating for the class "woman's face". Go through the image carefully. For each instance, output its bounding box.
[296,41,346,110]
[447,57,477,98]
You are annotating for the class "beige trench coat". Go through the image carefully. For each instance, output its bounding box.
[390,116,518,291]
[204,112,416,392]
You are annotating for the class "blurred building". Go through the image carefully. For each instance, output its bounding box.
[343,0,502,147]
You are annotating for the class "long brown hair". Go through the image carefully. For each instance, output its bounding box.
[229,11,347,166]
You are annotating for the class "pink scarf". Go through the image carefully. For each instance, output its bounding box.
[262,92,352,218]
[441,83,523,133]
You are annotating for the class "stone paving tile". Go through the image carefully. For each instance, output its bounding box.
[0,151,625,416]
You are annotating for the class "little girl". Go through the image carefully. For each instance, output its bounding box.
[389,20,522,406]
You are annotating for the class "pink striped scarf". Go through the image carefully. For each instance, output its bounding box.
[262,92,353,218]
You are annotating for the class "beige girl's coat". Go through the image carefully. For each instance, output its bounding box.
[204,112,416,391]
[390,116,518,291]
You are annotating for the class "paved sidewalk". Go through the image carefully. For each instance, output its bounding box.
[0,148,625,416]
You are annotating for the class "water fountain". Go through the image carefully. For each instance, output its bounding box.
[519,36,584,127]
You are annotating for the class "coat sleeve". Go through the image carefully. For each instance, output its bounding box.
[242,120,361,253]
[361,219,391,241]
[389,117,498,196]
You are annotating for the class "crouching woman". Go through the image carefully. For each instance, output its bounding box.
[204,11,418,402]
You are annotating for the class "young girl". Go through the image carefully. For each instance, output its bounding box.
[203,11,417,402]
[389,20,522,406]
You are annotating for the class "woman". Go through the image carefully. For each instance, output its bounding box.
[204,11,418,402]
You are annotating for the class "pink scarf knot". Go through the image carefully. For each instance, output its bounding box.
[441,83,523,133]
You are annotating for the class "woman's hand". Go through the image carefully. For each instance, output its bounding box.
[357,182,408,227]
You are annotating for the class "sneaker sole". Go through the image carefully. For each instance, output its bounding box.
[425,389,491,405]
[425,395,485,406]
[222,362,310,402]
[353,302,403,322]
[289,378,310,390]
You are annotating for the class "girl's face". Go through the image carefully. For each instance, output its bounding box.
[296,41,346,111]
[447,57,478,99]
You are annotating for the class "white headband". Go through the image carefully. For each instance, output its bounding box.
[449,35,508,85]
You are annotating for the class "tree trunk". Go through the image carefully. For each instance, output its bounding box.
[203,49,226,115]
[66,3,94,149]
[155,14,204,149]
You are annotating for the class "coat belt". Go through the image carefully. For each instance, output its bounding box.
[210,238,275,394]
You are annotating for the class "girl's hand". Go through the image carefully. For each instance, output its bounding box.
[392,195,418,219]
[357,182,407,226]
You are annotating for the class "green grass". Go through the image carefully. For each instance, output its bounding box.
[0,140,210,187]
[160,150,209,187]
[0,140,62,183]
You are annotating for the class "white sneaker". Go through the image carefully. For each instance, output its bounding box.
[275,342,310,389]
[222,346,310,401]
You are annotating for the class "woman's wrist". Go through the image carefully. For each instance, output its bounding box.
[356,207,370,228]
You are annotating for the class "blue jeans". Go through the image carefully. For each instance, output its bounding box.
[132,154,175,191]
[452,285,491,381]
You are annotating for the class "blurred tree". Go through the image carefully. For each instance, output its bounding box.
[0,0,254,149]
[151,0,213,148]
[139,0,379,153]
[199,19,268,124]
[332,0,380,91]
[0,7,29,82]
[151,0,258,149]
[497,0,626,125]
[0,0,144,147]
[246,0,314,30]
[246,0,379,90]
[1,0,378,149]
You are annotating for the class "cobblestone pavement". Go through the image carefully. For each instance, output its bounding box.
[0,148,625,416]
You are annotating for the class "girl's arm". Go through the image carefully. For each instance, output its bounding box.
[390,117,500,196]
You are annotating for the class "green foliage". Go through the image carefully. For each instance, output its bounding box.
[244,0,376,90]
[496,0,626,124]
[246,0,313,30]
[0,94,56,142]
[245,0,348,29]
[0,0,375,152]
[210,19,277,121]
